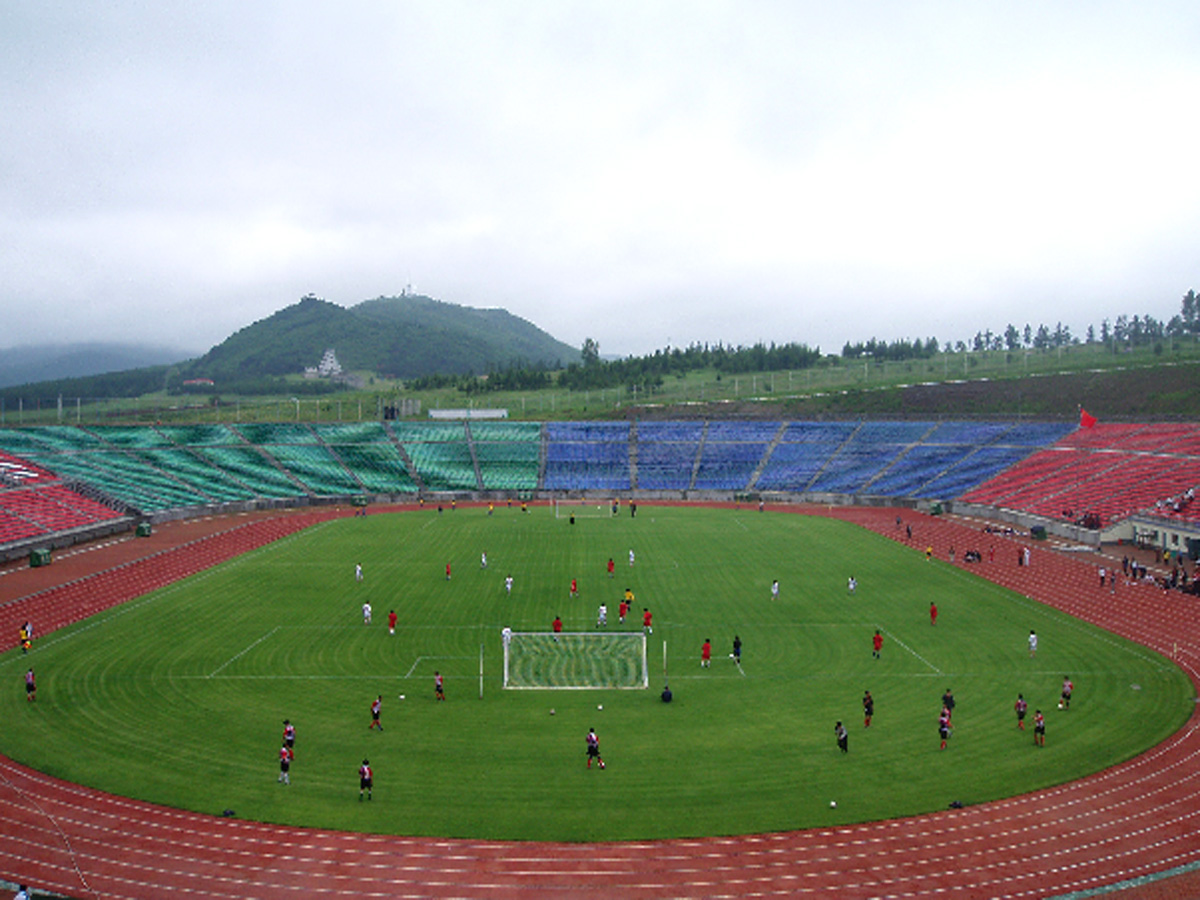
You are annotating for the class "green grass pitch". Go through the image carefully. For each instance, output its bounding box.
[0,505,1192,841]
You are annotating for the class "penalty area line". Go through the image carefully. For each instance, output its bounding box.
[881,627,942,674]
[208,626,279,678]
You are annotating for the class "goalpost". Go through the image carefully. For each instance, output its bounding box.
[503,631,648,689]
[553,498,616,519]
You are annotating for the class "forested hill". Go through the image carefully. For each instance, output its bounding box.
[178,294,579,383]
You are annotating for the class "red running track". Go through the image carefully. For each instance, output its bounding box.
[1,505,1199,900]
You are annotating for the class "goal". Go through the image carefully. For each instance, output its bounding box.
[503,631,648,689]
[553,498,616,519]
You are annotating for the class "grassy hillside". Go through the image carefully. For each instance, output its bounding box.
[179,294,580,384]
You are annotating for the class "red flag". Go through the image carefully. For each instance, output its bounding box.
[1079,409,1097,429]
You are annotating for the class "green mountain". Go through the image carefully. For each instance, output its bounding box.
[180,294,580,383]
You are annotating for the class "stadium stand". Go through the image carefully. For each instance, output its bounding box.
[191,446,303,498]
[402,441,478,491]
[333,444,418,493]
[156,424,243,446]
[232,423,317,445]
[312,422,391,444]
[475,442,539,491]
[693,442,768,490]
[86,425,175,448]
[259,445,361,495]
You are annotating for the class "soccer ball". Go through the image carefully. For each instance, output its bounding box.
[830,800,837,808]
[597,704,604,710]
[729,653,735,658]
[549,709,556,715]
[599,761,605,769]
[1057,701,1064,709]
[398,694,405,700]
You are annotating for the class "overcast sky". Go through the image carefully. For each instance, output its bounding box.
[3,2,1199,359]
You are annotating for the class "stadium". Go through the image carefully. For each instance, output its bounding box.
[2,417,1200,898]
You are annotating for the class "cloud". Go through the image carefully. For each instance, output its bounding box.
[2,1,1198,357]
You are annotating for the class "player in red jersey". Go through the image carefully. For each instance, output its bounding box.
[642,608,653,635]
[434,671,445,701]
[607,558,615,579]
[1033,709,1046,747]
[369,695,383,731]
[618,598,629,624]
[863,690,874,727]
[445,562,451,581]
[701,638,712,668]
[359,759,373,800]
[24,668,35,702]
[1014,693,1028,729]
[872,630,883,660]
[388,609,397,636]
[1060,676,1074,710]
[283,719,295,750]
[570,578,578,598]
[939,708,952,749]
[586,728,605,769]
[278,743,293,784]
[552,615,563,634]
[929,602,938,625]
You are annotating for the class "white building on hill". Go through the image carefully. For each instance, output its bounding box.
[304,349,343,378]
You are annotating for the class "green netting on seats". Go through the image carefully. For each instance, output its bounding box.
[156,424,242,446]
[0,427,103,452]
[21,452,195,511]
[333,444,417,492]
[402,442,477,491]
[194,447,302,497]
[469,422,541,442]
[475,442,539,490]
[88,425,175,448]
[313,422,389,444]
[234,423,317,444]
[391,422,466,442]
[134,449,259,501]
[264,445,360,494]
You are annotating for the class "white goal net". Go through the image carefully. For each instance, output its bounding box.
[503,631,648,689]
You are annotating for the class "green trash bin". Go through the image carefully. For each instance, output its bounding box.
[136,522,153,537]
[30,548,51,567]
[930,503,943,516]
[1031,525,1047,540]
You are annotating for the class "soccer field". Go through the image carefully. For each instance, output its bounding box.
[1,505,1191,841]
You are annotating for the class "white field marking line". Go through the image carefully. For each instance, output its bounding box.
[879,627,941,674]
[732,518,749,531]
[404,656,477,678]
[208,627,280,678]
[0,769,100,899]
[945,564,1173,672]
[0,563,229,671]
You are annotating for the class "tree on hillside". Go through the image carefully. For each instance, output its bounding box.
[582,338,600,367]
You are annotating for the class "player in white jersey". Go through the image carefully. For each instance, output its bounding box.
[597,603,608,627]
[362,602,372,624]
